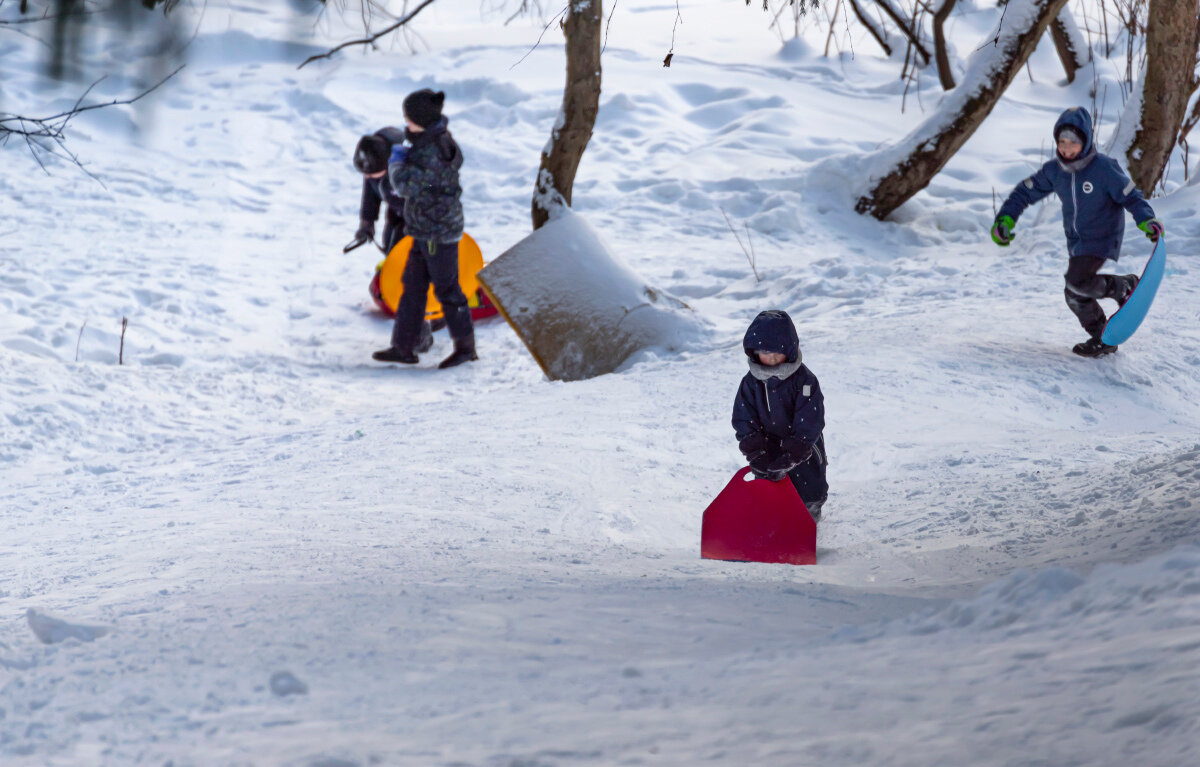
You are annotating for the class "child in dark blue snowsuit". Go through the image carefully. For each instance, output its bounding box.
[372,89,475,370]
[732,310,828,521]
[991,106,1163,357]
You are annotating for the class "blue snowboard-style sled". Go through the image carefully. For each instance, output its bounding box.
[1101,237,1166,346]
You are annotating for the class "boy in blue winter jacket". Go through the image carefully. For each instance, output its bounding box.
[732,310,828,521]
[991,106,1163,357]
[371,89,475,370]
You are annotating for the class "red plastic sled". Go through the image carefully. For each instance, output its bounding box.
[701,467,817,566]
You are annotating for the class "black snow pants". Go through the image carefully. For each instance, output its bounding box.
[785,435,829,506]
[391,238,474,351]
[1064,256,1134,339]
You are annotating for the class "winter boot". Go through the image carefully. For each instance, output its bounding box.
[372,347,419,364]
[1072,337,1118,358]
[1114,274,1139,307]
[438,335,478,369]
[416,321,434,353]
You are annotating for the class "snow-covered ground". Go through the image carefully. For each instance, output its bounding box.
[2,1,1199,764]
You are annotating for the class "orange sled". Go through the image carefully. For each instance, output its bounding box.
[701,467,817,566]
[368,233,498,321]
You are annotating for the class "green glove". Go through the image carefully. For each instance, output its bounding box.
[991,215,1015,247]
[1137,218,1164,242]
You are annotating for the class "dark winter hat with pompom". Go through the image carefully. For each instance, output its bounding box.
[353,134,390,174]
[403,89,446,129]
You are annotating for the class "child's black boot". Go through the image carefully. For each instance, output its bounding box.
[373,347,419,364]
[438,334,478,369]
[1072,337,1118,357]
[416,321,434,353]
[1113,274,1139,307]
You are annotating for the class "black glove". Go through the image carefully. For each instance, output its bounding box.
[780,436,814,464]
[740,432,774,476]
[765,453,798,477]
[748,451,775,476]
[738,432,768,461]
[762,437,813,478]
[344,222,375,254]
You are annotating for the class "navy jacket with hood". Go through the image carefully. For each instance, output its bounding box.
[732,310,825,463]
[358,127,407,249]
[998,107,1155,261]
[388,117,465,244]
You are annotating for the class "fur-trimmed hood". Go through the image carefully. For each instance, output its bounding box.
[743,309,802,380]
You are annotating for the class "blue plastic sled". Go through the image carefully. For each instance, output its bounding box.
[1101,237,1166,346]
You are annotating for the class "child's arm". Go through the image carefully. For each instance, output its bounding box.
[787,378,825,447]
[355,179,382,241]
[997,163,1056,224]
[732,381,775,471]
[731,379,762,441]
[388,155,443,200]
[1103,160,1157,227]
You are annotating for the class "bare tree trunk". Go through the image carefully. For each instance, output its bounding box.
[855,0,1070,219]
[1124,0,1200,192]
[875,0,932,65]
[532,1,603,231]
[850,0,893,57]
[932,0,958,90]
[1049,8,1089,83]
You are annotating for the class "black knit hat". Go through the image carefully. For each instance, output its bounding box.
[353,134,390,174]
[403,89,445,129]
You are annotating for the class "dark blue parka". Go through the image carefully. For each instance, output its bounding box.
[359,127,407,250]
[388,117,465,244]
[998,107,1155,261]
[732,310,826,464]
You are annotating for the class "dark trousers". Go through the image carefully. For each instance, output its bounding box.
[787,436,829,505]
[1063,256,1131,338]
[391,238,473,351]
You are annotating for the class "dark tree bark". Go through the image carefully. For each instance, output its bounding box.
[932,0,957,90]
[532,1,602,230]
[855,0,1070,219]
[1124,0,1200,192]
[849,0,893,57]
[875,0,931,66]
[1048,9,1088,84]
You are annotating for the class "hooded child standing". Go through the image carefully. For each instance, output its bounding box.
[372,89,476,369]
[350,127,432,353]
[991,106,1163,357]
[732,310,828,522]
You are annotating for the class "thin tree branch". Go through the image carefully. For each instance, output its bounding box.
[298,0,442,68]
[0,65,184,180]
[510,4,567,71]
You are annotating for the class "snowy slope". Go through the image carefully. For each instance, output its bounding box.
[2,1,1199,765]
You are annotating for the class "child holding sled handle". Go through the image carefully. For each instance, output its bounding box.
[991,106,1163,357]
[732,310,828,522]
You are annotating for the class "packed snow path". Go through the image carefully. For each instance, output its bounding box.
[2,1,1199,764]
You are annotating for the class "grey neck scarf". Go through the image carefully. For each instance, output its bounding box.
[748,357,802,382]
[1058,144,1097,173]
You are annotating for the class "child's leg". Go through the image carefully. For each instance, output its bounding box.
[787,446,828,512]
[392,244,433,351]
[1063,256,1111,338]
[424,239,475,344]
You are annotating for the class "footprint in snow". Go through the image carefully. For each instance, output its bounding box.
[26,609,109,645]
